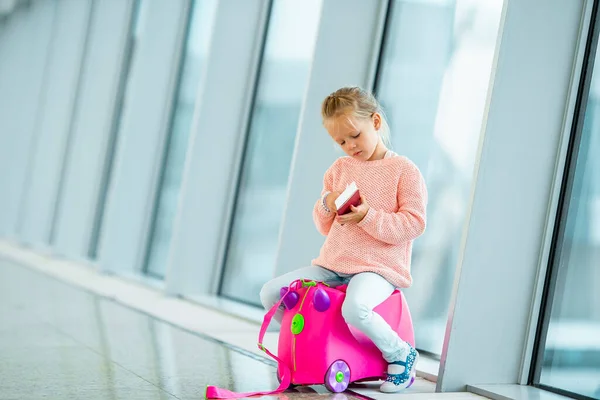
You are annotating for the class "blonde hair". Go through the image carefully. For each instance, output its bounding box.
[321,86,391,147]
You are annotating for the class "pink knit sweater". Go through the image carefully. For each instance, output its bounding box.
[311,151,428,288]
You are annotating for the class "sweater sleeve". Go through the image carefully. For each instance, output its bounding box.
[313,164,336,236]
[357,158,427,245]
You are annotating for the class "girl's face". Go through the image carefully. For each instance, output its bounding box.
[325,112,383,161]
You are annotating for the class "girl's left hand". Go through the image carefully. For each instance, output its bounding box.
[336,195,370,225]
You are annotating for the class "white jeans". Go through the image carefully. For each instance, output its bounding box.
[259,265,407,363]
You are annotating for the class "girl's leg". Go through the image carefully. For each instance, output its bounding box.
[341,272,417,392]
[259,265,340,323]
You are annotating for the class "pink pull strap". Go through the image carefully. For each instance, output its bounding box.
[205,280,302,399]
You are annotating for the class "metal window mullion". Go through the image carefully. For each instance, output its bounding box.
[214,0,274,296]
[164,0,272,297]
[139,0,196,276]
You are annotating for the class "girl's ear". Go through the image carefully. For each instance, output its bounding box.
[373,112,382,130]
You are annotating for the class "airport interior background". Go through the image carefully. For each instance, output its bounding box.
[0,0,599,399]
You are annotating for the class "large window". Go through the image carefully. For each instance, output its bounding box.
[375,0,503,355]
[144,0,218,279]
[535,13,600,399]
[219,0,323,306]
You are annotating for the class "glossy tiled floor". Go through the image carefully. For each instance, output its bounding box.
[1,260,274,399]
[0,256,487,399]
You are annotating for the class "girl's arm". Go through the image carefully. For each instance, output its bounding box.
[357,159,427,245]
[313,167,336,236]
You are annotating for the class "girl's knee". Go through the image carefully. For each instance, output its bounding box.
[341,298,372,326]
[259,279,281,309]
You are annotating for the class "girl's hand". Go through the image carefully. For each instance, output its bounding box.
[336,195,370,225]
[326,191,341,213]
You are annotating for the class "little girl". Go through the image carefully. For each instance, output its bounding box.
[260,86,427,393]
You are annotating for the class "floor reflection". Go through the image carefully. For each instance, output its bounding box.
[0,260,370,399]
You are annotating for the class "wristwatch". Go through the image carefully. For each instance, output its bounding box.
[321,191,331,213]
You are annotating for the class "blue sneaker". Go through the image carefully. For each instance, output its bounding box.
[380,345,419,393]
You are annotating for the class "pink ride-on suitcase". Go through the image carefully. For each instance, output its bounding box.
[277,279,416,392]
[205,278,416,398]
